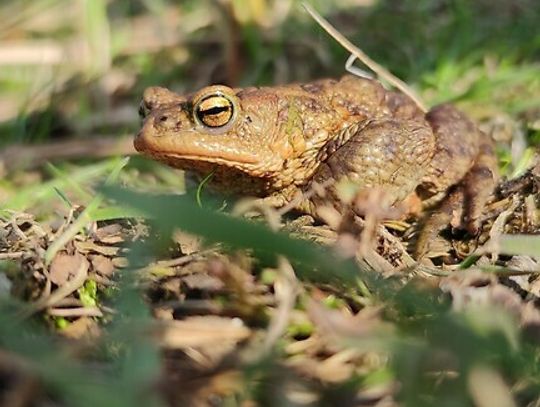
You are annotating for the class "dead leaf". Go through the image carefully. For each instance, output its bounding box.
[112,257,128,268]
[50,252,85,286]
[89,254,115,277]
[23,253,89,316]
[94,224,124,244]
[173,230,202,255]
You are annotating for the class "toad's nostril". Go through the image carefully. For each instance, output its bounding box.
[154,113,177,129]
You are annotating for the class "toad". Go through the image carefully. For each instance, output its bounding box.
[135,76,497,257]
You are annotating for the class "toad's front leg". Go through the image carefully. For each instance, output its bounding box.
[305,118,435,215]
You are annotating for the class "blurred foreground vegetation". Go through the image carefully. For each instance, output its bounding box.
[1,0,540,406]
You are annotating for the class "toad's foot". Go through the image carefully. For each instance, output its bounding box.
[415,129,498,259]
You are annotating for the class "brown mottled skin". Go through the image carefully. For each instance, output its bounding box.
[135,76,497,257]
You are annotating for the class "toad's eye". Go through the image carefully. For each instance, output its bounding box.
[194,93,235,128]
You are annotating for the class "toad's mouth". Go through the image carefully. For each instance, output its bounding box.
[138,152,282,192]
[134,130,262,166]
[134,136,283,178]
[146,151,260,169]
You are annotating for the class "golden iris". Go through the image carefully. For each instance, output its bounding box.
[194,93,234,128]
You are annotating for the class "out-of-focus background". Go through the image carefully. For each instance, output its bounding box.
[1,0,538,157]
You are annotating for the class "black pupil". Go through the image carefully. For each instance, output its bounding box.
[198,105,230,117]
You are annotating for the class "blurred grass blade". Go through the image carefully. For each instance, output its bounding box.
[47,162,94,202]
[44,157,130,264]
[91,205,147,221]
[0,299,161,407]
[0,158,124,211]
[101,185,370,286]
[498,235,540,258]
[44,198,100,265]
[82,0,111,75]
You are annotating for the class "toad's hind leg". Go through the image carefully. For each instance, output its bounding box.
[415,105,498,258]
[461,131,499,233]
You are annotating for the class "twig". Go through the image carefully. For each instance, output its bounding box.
[479,266,540,276]
[474,195,520,262]
[158,317,251,349]
[0,252,25,259]
[44,201,99,266]
[232,199,282,231]
[262,257,299,353]
[47,306,104,318]
[154,251,211,268]
[302,2,427,113]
